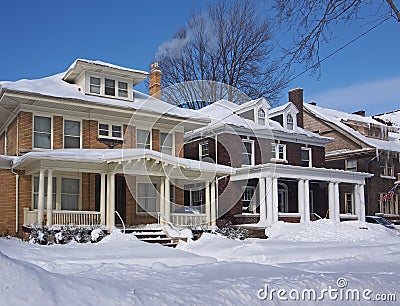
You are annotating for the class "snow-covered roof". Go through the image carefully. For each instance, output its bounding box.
[0,155,16,169]
[66,59,149,76]
[186,99,330,144]
[0,73,209,123]
[12,149,234,175]
[375,110,400,128]
[269,102,298,116]
[305,103,400,152]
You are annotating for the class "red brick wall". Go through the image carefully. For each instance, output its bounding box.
[152,129,160,152]
[6,117,17,155]
[123,125,136,149]
[0,170,16,234]
[175,132,184,157]
[53,115,63,149]
[0,133,5,155]
[19,112,33,153]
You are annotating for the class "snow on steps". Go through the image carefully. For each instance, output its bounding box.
[120,227,178,248]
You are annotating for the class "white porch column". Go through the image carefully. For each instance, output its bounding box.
[160,177,165,224]
[100,173,106,226]
[334,182,340,222]
[304,180,310,223]
[46,169,53,228]
[37,169,45,227]
[266,177,273,225]
[272,177,279,223]
[107,173,115,228]
[328,182,335,221]
[259,177,266,223]
[205,182,211,225]
[210,179,216,226]
[354,184,361,219]
[298,179,305,223]
[164,177,170,222]
[359,184,366,221]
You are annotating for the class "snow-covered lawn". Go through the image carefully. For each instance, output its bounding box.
[1,220,399,305]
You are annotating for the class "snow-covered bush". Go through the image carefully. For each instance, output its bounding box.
[214,226,249,240]
[28,226,105,245]
[29,226,50,245]
[91,228,105,243]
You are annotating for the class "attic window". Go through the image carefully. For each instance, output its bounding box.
[287,114,294,130]
[258,108,265,125]
[90,77,101,94]
[105,79,116,96]
[118,82,128,98]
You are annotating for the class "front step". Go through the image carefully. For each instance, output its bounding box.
[122,227,177,247]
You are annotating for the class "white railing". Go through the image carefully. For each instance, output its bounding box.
[53,210,101,226]
[170,213,207,227]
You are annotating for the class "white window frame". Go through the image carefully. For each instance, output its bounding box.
[118,81,128,98]
[136,182,159,214]
[344,193,354,214]
[33,114,53,150]
[286,114,294,130]
[86,73,132,100]
[258,108,265,125]
[242,139,255,166]
[63,119,82,149]
[160,132,174,155]
[89,76,101,94]
[136,129,152,149]
[98,122,123,140]
[379,193,399,214]
[346,159,357,172]
[199,142,209,160]
[380,156,394,178]
[104,78,116,96]
[271,143,287,162]
[242,186,256,213]
[301,147,312,167]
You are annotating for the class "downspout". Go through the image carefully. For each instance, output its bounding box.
[16,114,19,156]
[11,167,19,233]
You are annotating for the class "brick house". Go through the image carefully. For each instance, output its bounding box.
[184,89,372,226]
[0,59,232,235]
[303,102,400,222]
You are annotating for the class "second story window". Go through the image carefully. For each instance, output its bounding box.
[271,143,286,161]
[33,115,52,149]
[301,147,312,167]
[98,123,122,139]
[380,155,394,177]
[160,132,173,155]
[242,186,255,213]
[199,142,209,160]
[64,120,81,148]
[118,82,128,98]
[242,139,254,166]
[105,79,115,96]
[287,114,294,130]
[258,108,265,125]
[137,129,151,149]
[346,159,357,172]
[90,77,101,94]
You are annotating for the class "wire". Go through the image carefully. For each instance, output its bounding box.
[285,15,393,85]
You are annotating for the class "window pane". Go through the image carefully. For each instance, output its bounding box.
[64,120,80,136]
[112,125,122,138]
[34,116,51,133]
[64,136,80,148]
[61,178,79,211]
[105,79,115,96]
[61,195,79,210]
[90,77,101,94]
[99,123,109,137]
[137,130,151,149]
[62,178,80,194]
[118,82,127,90]
[34,133,51,149]
[90,77,100,85]
[161,133,173,154]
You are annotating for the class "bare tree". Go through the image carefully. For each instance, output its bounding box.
[155,0,287,109]
[272,0,400,70]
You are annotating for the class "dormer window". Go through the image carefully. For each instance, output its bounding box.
[287,114,294,130]
[105,79,115,96]
[118,82,128,97]
[258,108,265,125]
[90,77,101,94]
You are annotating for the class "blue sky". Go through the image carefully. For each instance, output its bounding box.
[0,0,399,115]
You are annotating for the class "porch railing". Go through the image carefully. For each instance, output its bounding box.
[23,208,101,227]
[170,213,207,227]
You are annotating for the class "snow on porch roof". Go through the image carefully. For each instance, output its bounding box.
[12,149,235,175]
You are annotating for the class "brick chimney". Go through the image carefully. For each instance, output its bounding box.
[149,62,162,99]
[352,110,366,117]
[288,88,304,128]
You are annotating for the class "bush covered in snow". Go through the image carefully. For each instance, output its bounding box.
[28,226,106,245]
[214,221,249,240]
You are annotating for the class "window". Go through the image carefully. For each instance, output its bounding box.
[190,189,204,213]
[137,129,151,149]
[242,140,254,166]
[379,193,399,215]
[346,159,357,172]
[301,147,312,167]
[105,79,115,96]
[258,108,265,125]
[61,178,80,210]
[160,132,173,155]
[98,123,122,139]
[33,116,52,149]
[90,77,101,94]
[118,81,128,98]
[271,143,286,161]
[199,142,209,160]
[33,176,56,209]
[380,156,394,177]
[242,187,255,213]
[287,114,294,130]
[137,183,158,213]
[64,120,81,148]
[344,193,353,214]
